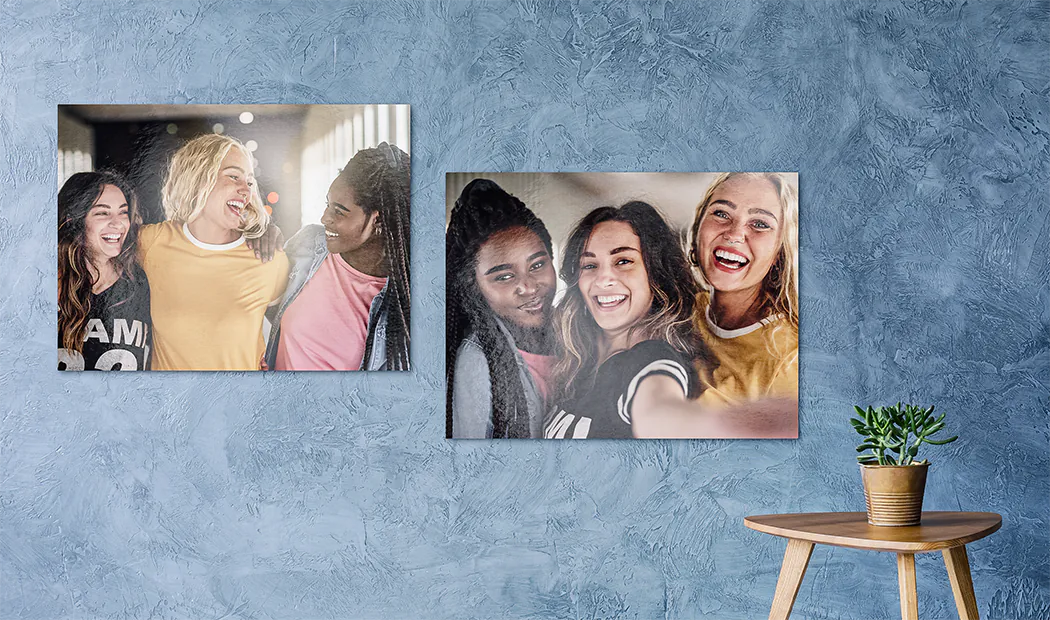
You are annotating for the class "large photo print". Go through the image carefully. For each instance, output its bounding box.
[446,172,799,439]
[58,104,410,371]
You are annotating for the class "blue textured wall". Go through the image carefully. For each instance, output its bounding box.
[2,1,1047,618]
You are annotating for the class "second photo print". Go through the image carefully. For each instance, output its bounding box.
[58,104,411,372]
[446,172,799,440]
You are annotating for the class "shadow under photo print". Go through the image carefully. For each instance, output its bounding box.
[57,104,411,372]
[445,172,799,440]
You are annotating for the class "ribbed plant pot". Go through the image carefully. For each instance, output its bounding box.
[860,462,929,526]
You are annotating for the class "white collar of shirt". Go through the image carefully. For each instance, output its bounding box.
[183,222,245,251]
[705,302,782,339]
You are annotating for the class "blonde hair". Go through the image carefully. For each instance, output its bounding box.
[687,172,799,330]
[161,134,268,239]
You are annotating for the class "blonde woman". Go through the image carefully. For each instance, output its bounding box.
[138,134,289,370]
[687,172,799,407]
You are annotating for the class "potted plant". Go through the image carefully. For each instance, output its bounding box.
[850,403,958,526]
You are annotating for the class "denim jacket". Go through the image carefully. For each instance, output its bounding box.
[451,317,545,438]
[264,224,390,370]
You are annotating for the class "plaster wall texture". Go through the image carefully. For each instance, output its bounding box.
[1,1,1047,619]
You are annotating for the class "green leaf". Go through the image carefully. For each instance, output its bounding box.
[925,436,958,445]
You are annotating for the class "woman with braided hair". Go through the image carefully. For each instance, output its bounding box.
[265,142,411,371]
[446,179,557,438]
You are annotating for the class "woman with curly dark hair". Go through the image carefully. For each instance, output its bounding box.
[265,142,411,371]
[446,179,556,438]
[58,171,152,371]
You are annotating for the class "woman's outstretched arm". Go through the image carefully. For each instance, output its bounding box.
[630,375,798,439]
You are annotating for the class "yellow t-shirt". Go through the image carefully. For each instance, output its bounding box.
[138,221,289,370]
[693,293,798,407]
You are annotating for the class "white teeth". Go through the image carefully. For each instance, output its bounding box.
[226,200,245,213]
[324,230,339,237]
[715,249,749,263]
[101,234,121,242]
[597,294,626,305]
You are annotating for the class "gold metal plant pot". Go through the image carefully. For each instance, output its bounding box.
[860,462,929,526]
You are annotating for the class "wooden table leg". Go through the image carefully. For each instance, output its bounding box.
[768,538,814,620]
[943,545,980,620]
[897,553,918,620]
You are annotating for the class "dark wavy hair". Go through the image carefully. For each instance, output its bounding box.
[446,179,553,438]
[58,171,142,353]
[552,201,702,404]
[338,142,411,370]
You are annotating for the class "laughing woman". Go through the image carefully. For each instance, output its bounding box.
[446,179,557,438]
[138,134,289,370]
[544,202,700,439]
[687,173,799,408]
[58,171,152,371]
[264,143,411,371]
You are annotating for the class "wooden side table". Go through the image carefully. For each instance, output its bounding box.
[744,511,1002,620]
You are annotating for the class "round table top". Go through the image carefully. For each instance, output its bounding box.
[744,512,1002,552]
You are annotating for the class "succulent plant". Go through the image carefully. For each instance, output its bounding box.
[851,403,958,465]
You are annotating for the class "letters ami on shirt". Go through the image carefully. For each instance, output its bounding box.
[59,316,150,371]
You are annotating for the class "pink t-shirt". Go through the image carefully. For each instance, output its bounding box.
[275,254,387,371]
[518,349,556,403]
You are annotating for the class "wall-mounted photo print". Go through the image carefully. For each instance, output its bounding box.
[445,173,798,440]
[58,104,410,372]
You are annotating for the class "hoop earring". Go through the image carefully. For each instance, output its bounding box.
[767,259,783,288]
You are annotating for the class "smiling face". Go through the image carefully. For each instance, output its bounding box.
[320,176,379,256]
[696,175,783,296]
[83,184,130,263]
[199,147,254,233]
[578,220,653,342]
[474,226,556,330]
